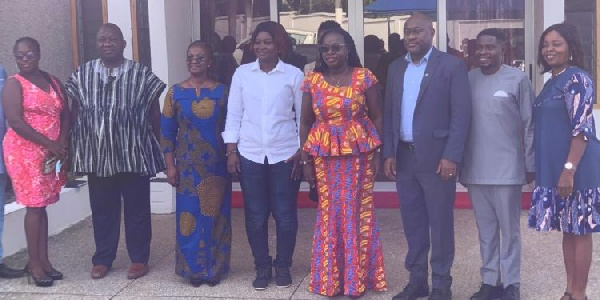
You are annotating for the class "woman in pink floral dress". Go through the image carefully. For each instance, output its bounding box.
[2,37,70,287]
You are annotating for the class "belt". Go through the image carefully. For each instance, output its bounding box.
[400,141,416,151]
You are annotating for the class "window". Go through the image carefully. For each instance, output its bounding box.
[133,0,152,69]
[200,0,271,63]
[279,0,349,72]
[565,0,596,81]
[73,0,105,66]
[447,0,526,72]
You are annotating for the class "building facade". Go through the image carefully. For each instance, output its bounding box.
[0,0,597,212]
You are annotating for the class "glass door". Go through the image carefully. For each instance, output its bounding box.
[445,0,527,72]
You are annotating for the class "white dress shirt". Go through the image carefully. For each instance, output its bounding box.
[222,59,304,164]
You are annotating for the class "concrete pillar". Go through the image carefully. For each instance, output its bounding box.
[147,0,194,213]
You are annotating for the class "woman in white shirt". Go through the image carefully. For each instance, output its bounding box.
[222,21,303,291]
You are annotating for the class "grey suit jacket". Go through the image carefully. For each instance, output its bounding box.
[383,48,471,172]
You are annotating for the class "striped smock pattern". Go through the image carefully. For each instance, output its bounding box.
[65,59,166,177]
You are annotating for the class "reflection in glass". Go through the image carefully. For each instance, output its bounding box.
[447,0,525,72]
[279,0,349,73]
[360,0,438,182]
[199,0,270,86]
[565,0,596,81]
[362,1,438,86]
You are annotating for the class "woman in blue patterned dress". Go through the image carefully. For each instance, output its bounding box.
[528,23,600,300]
[161,41,232,287]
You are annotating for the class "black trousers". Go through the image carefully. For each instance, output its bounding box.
[88,173,152,267]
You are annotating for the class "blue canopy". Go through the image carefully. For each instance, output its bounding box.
[364,0,437,16]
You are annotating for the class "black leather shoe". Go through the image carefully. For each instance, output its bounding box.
[500,285,520,300]
[392,284,429,300]
[0,263,25,278]
[429,287,452,300]
[470,283,503,300]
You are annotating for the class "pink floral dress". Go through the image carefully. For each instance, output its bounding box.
[3,74,66,207]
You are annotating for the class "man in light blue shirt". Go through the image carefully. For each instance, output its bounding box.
[0,64,25,278]
[384,13,471,300]
[400,47,433,142]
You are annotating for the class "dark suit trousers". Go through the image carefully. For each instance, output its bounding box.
[395,143,455,289]
[88,173,152,267]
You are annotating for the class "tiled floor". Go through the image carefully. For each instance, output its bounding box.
[0,208,598,299]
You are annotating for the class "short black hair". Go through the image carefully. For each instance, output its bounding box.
[476,28,507,45]
[14,37,40,53]
[187,40,214,60]
[537,22,586,73]
[318,20,341,34]
[251,21,291,59]
[99,23,124,40]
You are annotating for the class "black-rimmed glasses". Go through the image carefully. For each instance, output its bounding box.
[319,44,345,54]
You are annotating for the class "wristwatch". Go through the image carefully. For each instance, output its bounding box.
[564,162,575,171]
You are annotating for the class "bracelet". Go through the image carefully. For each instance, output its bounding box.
[225,149,238,157]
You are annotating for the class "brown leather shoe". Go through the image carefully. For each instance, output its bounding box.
[127,263,149,279]
[90,265,109,279]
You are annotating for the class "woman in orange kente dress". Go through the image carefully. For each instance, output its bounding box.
[299,27,387,297]
[2,37,70,287]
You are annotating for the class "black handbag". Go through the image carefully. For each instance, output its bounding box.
[308,184,318,202]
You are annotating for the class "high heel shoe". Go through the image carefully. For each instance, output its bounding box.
[24,262,63,280]
[45,268,63,280]
[24,268,54,287]
[205,278,220,287]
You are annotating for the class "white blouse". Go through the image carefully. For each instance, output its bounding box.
[222,59,304,164]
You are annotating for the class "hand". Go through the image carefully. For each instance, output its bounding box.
[227,153,241,176]
[437,158,457,181]
[557,170,574,198]
[383,157,396,180]
[303,164,315,187]
[166,166,179,187]
[285,150,302,180]
[371,151,381,177]
[526,172,535,184]
[61,157,72,172]
[46,140,67,161]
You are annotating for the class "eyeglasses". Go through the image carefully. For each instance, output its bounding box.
[319,44,345,54]
[186,55,206,63]
[15,51,37,61]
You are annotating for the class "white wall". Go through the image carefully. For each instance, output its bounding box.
[3,186,91,257]
[146,0,194,213]
[107,0,133,60]
[148,0,192,90]
[164,1,193,85]
[148,0,169,93]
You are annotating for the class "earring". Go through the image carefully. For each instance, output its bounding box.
[569,55,573,61]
